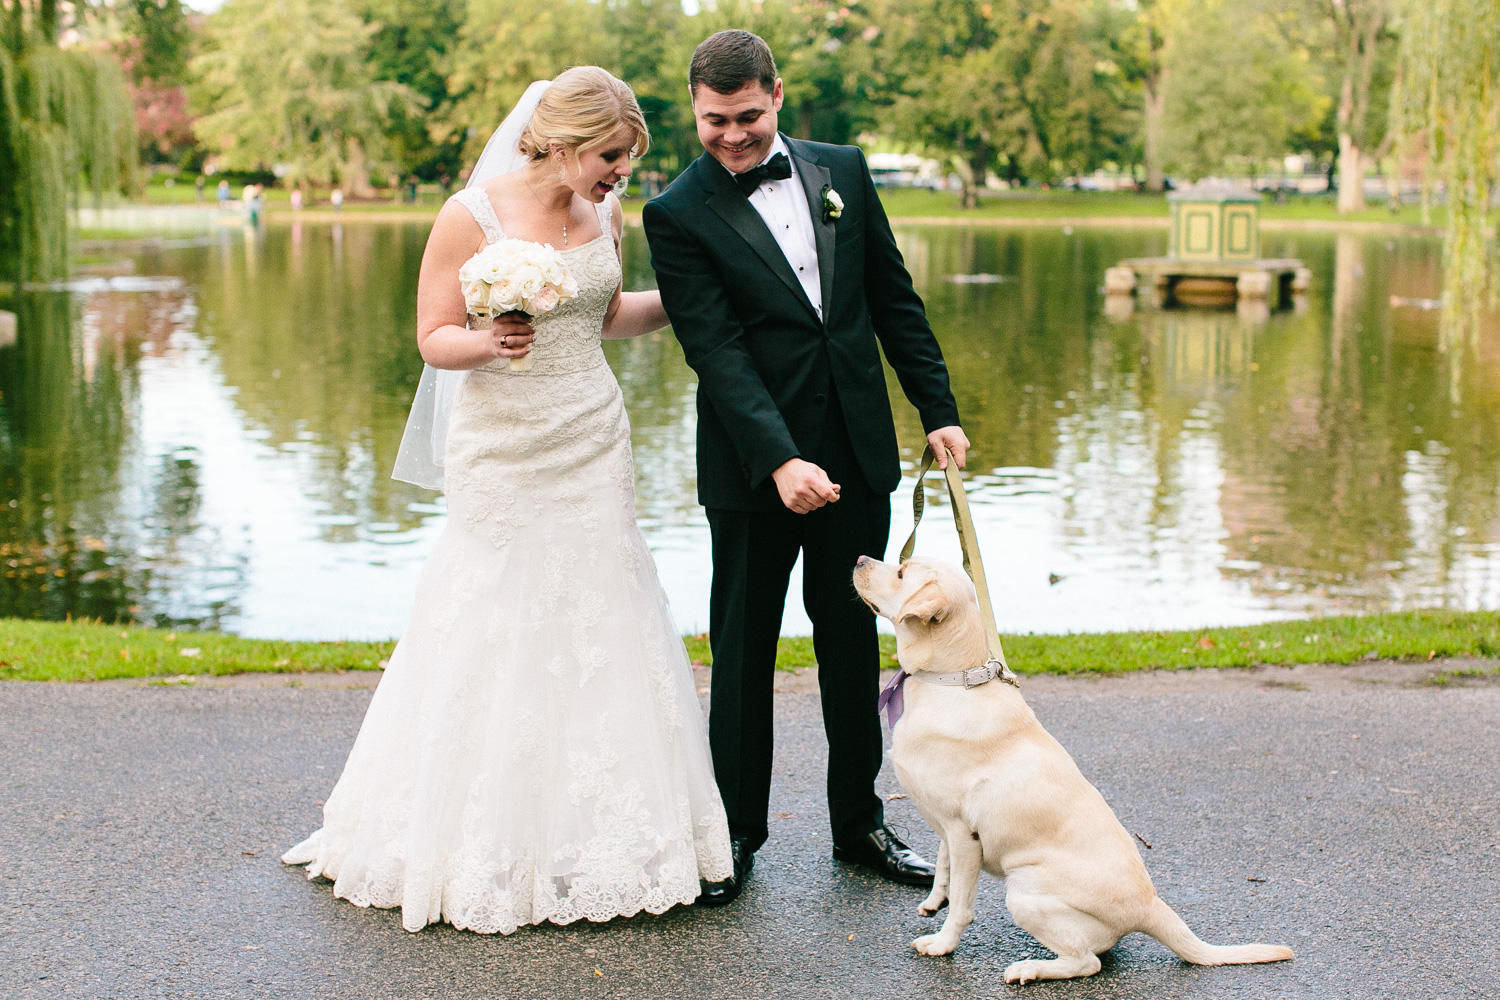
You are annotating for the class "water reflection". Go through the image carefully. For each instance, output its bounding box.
[0,222,1496,638]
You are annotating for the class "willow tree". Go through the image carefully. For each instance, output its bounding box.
[0,0,137,282]
[1394,0,1500,347]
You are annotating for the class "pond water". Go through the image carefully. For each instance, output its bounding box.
[2,221,1498,640]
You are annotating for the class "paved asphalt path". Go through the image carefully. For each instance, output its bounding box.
[2,666,1498,1000]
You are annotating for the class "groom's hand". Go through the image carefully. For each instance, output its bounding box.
[926,426,970,470]
[772,458,841,514]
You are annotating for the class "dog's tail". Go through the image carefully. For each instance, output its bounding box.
[1138,897,1294,966]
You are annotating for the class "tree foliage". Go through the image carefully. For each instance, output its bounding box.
[1157,0,1329,178]
[876,0,1134,205]
[118,0,195,164]
[92,0,1485,224]
[123,0,189,87]
[355,0,464,179]
[0,0,137,282]
[443,0,606,175]
[1394,0,1500,345]
[188,0,417,192]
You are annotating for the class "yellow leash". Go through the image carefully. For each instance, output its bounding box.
[898,445,1019,686]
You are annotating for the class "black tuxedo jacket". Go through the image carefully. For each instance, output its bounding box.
[643,136,960,512]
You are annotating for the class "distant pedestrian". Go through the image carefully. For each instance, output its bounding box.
[330,189,344,212]
[290,189,303,211]
[195,175,205,202]
[216,179,230,205]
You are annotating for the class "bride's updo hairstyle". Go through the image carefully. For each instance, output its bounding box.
[519,66,650,164]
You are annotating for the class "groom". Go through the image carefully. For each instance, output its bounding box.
[644,30,969,905]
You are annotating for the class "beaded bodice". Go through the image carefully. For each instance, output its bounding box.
[448,187,621,377]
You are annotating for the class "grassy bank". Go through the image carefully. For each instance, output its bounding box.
[0,619,393,683]
[3,611,1496,683]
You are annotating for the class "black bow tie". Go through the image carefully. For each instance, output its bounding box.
[733,152,792,195]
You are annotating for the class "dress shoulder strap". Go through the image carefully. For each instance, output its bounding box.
[449,188,506,245]
[596,196,612,238]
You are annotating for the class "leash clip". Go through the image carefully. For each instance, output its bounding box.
[987,657,1020,688]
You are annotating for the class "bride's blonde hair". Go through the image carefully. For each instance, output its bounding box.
[519,66,650,162]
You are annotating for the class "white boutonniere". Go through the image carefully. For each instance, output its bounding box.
[821,184,843,223]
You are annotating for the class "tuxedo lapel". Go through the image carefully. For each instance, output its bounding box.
[787,138,836,325]
[703,163,820,321]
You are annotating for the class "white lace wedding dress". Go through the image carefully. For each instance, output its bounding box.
[283,190,732,934]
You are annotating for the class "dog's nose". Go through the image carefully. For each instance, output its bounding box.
[855,555,869,567]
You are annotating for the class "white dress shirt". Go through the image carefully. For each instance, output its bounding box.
[734,135,822,318]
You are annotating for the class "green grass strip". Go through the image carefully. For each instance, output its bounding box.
[3,611,1497,683]
[0,619,393,683]
[698,610,1498,674]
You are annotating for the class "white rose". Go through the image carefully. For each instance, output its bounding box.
[517,265,545,298]
[489,278,523,314]
[528,285,561,314]
[461,278,489,315]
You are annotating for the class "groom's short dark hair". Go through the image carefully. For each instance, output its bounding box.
[689,30,778,96]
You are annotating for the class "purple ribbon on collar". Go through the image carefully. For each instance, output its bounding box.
[878,669,909,730]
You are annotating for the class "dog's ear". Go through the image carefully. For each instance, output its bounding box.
[895,580,948,627]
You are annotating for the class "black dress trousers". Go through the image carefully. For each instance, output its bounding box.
[704,391,890,851]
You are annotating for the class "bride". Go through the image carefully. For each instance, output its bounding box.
[283,67,733,934]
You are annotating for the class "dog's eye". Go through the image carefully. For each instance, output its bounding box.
[896,568,904,579]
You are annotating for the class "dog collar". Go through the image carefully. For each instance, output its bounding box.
[878,659,1019,730]
[910,658,1018,690]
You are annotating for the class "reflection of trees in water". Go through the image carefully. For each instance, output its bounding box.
[0,288,245,626]
[184,224,712,538]
[135,448,245,630]
[6,224,1494,629]
[888,226,1168,473]
[184,223,436,536]
[886,226,1500,614]
[0,292,132,621]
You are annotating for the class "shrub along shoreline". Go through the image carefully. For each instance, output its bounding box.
[2,612,1496,684]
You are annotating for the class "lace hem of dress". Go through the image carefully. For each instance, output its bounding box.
[283,827,727,935]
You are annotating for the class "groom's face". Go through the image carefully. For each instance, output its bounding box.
[692,79,783,175]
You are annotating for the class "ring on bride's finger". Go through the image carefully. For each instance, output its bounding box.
[501,335,509,348]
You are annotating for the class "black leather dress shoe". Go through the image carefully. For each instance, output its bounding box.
[698,838,755,906]
[832,826,935,886]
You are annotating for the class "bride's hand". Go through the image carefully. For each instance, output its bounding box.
[489,312,535,360]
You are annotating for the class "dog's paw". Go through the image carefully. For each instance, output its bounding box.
[917,895,948,917]
[1004,960,1044,984]
[911,933,957,956]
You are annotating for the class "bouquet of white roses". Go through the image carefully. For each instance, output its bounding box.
[458,238,578,371]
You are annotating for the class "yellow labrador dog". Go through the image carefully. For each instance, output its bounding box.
[852,554,1293,984]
